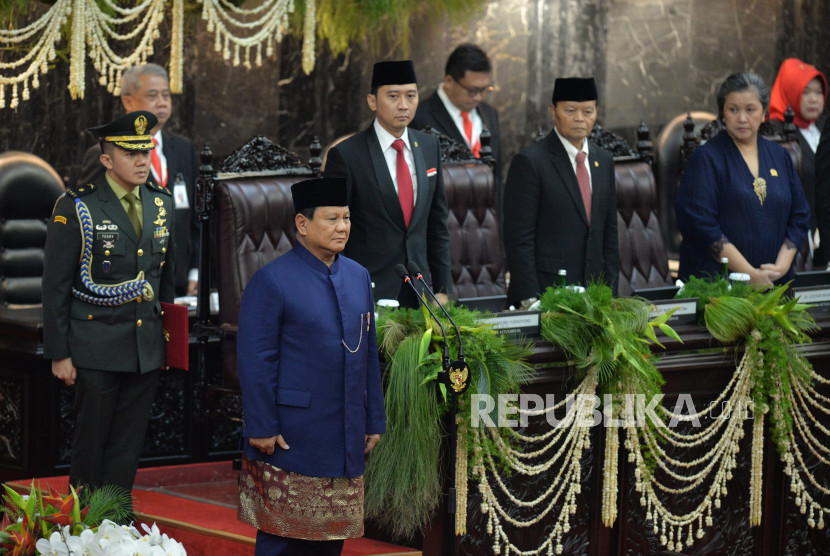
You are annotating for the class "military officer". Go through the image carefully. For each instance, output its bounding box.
[42,110,176,493]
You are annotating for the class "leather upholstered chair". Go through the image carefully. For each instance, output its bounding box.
[0,151,65,305]
[215,174,307,389]
[615,160,672,297]
[655,111,717,255]
[443,161,506,299]
[587,125,672,297]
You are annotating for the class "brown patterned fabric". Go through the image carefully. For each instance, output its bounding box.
[237,454,364,541]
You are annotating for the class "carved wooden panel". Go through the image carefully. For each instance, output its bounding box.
[0,376,23,465]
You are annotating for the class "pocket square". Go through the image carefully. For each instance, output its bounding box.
[427,168,438,177]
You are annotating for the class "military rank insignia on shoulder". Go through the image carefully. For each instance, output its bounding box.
[146,181,172,196]
[66,183,97,198]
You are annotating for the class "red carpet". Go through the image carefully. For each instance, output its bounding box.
[7,461,419,556]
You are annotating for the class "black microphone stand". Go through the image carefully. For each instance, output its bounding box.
[405,262,469,556]
[396,265,450,371]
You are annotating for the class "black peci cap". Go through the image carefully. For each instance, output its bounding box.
[371,60,417,90]
[291,177,348,213]
[551,77,598,104]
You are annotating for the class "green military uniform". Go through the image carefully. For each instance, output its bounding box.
[42,111,176,492]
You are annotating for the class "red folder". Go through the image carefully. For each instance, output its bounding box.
[161,302,189,370]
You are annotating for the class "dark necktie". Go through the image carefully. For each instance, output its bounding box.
[124,192,142,237]
[392,139,414,227]
[575,151,591,225]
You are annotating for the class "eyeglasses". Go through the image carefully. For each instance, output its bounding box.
[451,75,494,97]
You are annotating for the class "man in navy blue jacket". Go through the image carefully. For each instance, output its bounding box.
[236,177,386,556]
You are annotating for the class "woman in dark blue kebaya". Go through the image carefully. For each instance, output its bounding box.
[675,72,810,285]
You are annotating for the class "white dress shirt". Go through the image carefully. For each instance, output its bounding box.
[800,122,821,153]
[437,84,483,149]
[373,119,418,203]
[150,130,168,186]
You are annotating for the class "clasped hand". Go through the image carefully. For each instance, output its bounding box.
[752,262,786,286]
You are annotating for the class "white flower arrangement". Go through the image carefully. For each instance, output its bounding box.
[34,520,186,556]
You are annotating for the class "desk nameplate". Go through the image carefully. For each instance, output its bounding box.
[792,285,830,315]
[480,311,541,337]
[647,298,698,325]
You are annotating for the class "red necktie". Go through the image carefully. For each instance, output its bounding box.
[460,111,480,158]
[392,139,414,227]
[151,138,167,188]
[576,151,591,225]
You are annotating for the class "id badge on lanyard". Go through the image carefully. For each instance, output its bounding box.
[173,173,189,209]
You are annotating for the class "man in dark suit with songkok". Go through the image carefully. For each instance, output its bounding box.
[503,77,619,307]
[325,60,453,307]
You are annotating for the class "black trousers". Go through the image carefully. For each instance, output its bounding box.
[69,367,161,492]
[255,530,344,556]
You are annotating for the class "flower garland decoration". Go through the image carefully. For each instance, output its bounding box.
[200,0,298,71]
[81,0,169,97]
[364,303,533,540]
[472,284,678,555]
[626,277,821,552]
[1,0,488,108]
[0,0,71,109]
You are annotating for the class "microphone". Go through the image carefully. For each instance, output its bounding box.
[406,262,464,357]
[395,264,450,368]
[406,262,469,395]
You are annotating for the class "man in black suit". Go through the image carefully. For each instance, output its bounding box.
[411,44,502,213]
[502,77,619,307]
[79,63,199,297]
[325,60,452,307]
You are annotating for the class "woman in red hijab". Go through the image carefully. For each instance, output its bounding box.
[769,58,827,264]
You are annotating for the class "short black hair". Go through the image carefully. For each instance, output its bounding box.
[445,44,491,81]
[299,207,316,220]
[717,72,770,120]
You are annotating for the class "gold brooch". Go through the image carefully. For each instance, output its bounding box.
[753,177,767,205]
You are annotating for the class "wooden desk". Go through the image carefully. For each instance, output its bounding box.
[3,307,829,554]
[377,320,830,555]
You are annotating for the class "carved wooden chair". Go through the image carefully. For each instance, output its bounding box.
[654,111,718,256]
[193,137,320,422]
[591,124,673,296]
[418,127,507,301]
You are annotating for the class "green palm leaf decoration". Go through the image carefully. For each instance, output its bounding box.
[365,304,533,539]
